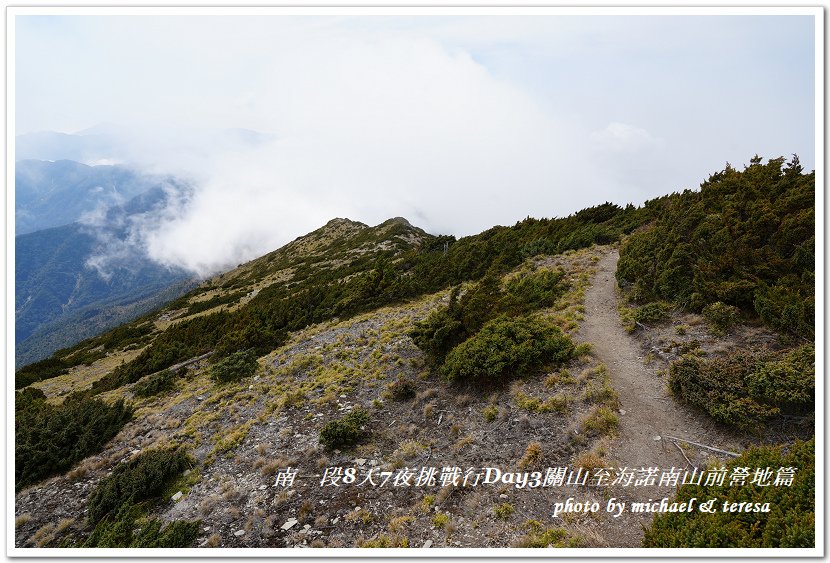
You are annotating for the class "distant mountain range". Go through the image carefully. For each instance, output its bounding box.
[15,222,195,367]
[15,130,120,164]
[16,159,171,235]
[15,157,194,367]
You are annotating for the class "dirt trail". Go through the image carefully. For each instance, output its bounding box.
[578,249,741,546]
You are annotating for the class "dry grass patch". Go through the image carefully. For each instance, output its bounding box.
[388,515,414,533]
[518,441,544,469]
[30,523,56,547]
[573,450,608,473]
[453,434,475,452]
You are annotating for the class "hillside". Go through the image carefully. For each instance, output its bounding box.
[13,157,816,550]
[17,244,619,548]
[14,216,436,390]
[15,206,193,367]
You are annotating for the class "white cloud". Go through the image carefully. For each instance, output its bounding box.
[16,14,815,278]
[64,26,606,277]
[590,122,664,154]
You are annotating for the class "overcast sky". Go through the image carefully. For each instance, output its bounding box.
[15,12,817,276]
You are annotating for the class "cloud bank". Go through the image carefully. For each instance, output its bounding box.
[16,15,815,278]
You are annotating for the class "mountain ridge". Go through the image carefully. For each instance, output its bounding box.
[13,156,816,549]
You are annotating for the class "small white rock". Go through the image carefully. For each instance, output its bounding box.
[259,485,268,490]
[499,494,508,499]
[355,458,367,466]
[423,540,433,548]
[653,435,662,441]
[619,409,626,416]
[234,529,246,537]
[281,518,298,531]
[171,491,183,501]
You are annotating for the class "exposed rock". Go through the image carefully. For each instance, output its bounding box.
[281,518,298,531]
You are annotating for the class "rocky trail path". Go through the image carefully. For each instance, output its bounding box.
[577,249,742,546]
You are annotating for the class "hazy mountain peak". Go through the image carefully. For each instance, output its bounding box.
[381,216,412,227]
[322,217,368,229]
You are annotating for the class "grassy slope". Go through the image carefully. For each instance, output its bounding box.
[17,246,617,548]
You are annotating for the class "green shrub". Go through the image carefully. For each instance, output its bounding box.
[409,299,465,361]
[15,386,47,411]
[482,404,499,422]
[15,357,69,389]
[15,390,133,490]
[83,502,200,548]
[520,238,558,259]
[130,518,201,548]
[132,370,177,398]
[501,268,567,314]
[410,271,505,363]
[87,448,192,525]
[493,502,514,519]
[702,302,740,335]
[617,156,814,338]
[668,346,813,431]
[643,438,814,547]
[412,267,568,364]
[319,408,370,450]
[669,353,773,430]
[441,315,574,383]
[210,349,257,384]
[633,302,671,325]
[387,378,417,402]
[746,345,814,414]
[753,278,813,338]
